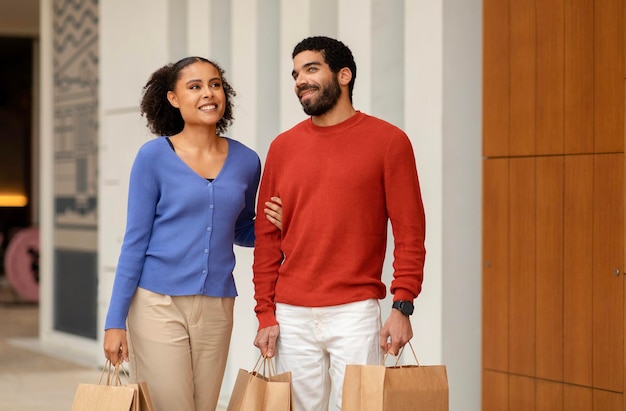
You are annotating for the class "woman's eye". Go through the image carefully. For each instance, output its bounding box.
[210,82,222,89]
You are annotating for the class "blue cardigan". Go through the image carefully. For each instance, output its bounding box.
[104,137,261,330]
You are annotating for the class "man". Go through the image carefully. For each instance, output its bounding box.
[253,36,426,411]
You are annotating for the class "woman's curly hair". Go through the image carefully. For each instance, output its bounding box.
[140,56,236,136]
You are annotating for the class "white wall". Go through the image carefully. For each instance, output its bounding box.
[39,0,482,409]
[442,0,483,410]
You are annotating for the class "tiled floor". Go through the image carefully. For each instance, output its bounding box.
[0,301,102,411]
[0,294,228,411]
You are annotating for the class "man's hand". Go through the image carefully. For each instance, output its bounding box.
[264,197,283,231]
[380,309,413,355]
[254,325,280,357]
[103,328,128,365]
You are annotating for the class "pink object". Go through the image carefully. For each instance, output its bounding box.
[4,226,39,302]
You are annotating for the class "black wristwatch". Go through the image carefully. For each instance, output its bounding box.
[392,300,414,316]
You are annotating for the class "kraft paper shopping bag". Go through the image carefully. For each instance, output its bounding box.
[70,361,138,411]
[227,355,293,411]
[342,342,449,411]
[71,361,155,411]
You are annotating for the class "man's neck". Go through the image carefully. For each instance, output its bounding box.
[311,102,356,127]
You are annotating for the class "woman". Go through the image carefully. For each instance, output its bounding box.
[103,56,281,410]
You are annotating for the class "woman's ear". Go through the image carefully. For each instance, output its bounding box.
[166,91,179,108]
[338,67,353,86]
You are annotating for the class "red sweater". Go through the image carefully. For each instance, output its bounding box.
[253,111,426,329]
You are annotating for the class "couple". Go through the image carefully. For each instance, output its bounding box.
[103,36,426,411]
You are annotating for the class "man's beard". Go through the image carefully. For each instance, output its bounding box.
[298,76,341,116]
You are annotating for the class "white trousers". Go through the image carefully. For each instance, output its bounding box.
[275,299,384,411]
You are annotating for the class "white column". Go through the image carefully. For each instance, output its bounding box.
[338,0,372,113]
[403,0,444,365]
[442,0,483,409]
[38,0,55,347]
[187,0,211,57]
[279,0,312,132]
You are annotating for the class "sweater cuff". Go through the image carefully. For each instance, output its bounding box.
[256,311,279,331]
[393,289,415,302]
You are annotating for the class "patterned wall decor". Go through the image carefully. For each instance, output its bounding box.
[53,0,98,226]
[52,0,98,339]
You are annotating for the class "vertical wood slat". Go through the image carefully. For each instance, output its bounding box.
[509,375,535,411]
[482,370,508,410]
[593,391,624,411]
[563,155,594,387]
[508,158,536,376]
[593,153,624,392]
[564,385,592,410]
[595,0,625,153]
[483,0,510,158]
[536,380,563,411]
[564,0,594,154]
[509,0,536,156]
[535,157,564,381]
[482,159,510,372]
[536,0,564,155]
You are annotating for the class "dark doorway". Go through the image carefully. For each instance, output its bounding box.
[0,37,34,281]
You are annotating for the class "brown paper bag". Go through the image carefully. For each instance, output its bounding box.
[342,342,449,411]
[129,381,156,411]
[71,361,155,411]
[227,355,293,411]
[71,361,137,411]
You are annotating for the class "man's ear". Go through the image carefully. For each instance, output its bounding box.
[338,67,353,86]
[167,91,179,108]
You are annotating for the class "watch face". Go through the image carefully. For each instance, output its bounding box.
[402,302,414,315]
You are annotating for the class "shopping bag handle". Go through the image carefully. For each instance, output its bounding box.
[383,341,420,367]
[98,359,130,386]
[251,354,280,379]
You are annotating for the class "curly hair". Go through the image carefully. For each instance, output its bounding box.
[140,56,236,136]
[292,36,357,102]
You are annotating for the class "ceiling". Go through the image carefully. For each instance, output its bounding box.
[0,0,40,37]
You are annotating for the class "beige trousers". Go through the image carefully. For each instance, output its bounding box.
[127,287,234,411]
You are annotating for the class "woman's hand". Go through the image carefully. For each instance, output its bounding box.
[103,328,129,365]
[264,197,283,231]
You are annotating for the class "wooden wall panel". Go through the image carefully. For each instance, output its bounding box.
[593,391,624,411]
[593,154,624,392]
[564,385,592,410]
[509,375,534,411]
[483,0,625,409]
[508,158,536,376]
[594,0,624,153]
[483,370,508,410]
[483,0,510,157]
[536,0,564,155]
[536,157,564,381]
[536,380,563,411]
[563,155,593,387]
[483,159,510,371]
[509,0,536,156]
[564,0,594,154]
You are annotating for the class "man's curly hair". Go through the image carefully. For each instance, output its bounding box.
[292,36,357,103]
[140,57,236,136]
